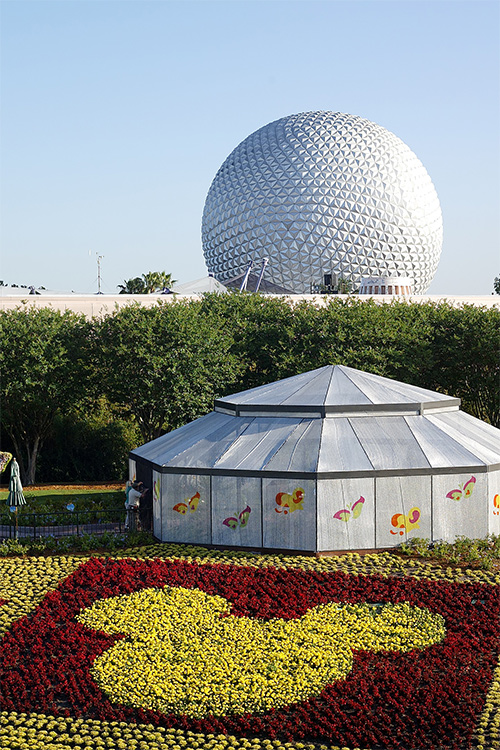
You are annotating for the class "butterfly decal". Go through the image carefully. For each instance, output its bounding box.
[333,496,365,523]
[446,476,476,502]
[223,506,251,530]
[390,507,421,536]
[275,488,304,514]
[493,494,500,516]
[153,478,161,503]
[173,491,200,514]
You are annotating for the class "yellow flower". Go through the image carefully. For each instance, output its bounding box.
[77,586,445,718]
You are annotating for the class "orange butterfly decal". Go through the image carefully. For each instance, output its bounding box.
[173,491,200,514]
[390,507,421,536]
[493,494,500,516]
[446,476,476,502]
[275,487,304,514]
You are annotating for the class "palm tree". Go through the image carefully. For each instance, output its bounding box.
[142,271,176,293]
[118,277,146,294]
[117,272,176,294]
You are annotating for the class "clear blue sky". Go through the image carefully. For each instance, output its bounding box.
[1,0,498,295]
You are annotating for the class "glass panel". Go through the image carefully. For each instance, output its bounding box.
[318,418,373,472]
[488,470,500,536]
[148,413,233,466]
[405,416,485,468]
[161,474,211,544]
[280,367,333,405]
[375,475,431,548]
[265,419,321,472]
[152,470,162,539]
[349,417,430,470]
[263,478,316,551]
[168,416,254,468]
[317,478,374,551]
[211,476,261,548]
[214,418,302,471]
[222,368,325,406]
[129,459,137,482]
[430,412,500,460]
[433,472,487,543]
[325,368,371,405]
[342,367,418,404]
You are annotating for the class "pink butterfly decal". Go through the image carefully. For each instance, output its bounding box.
[446,476,476,502]
[223,506,251,530]
[173,491,200,514]
[333,496,365,523]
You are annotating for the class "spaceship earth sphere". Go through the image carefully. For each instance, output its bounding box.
[202,112,443,294]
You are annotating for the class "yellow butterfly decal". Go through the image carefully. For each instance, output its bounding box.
[173,491,200,514]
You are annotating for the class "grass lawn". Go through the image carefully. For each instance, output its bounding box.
[0,485,124,517]
[0,543,499,750]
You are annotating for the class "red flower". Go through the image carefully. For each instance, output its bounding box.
[0,557,498,750]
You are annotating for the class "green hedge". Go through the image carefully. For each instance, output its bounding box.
[1,297,498,484]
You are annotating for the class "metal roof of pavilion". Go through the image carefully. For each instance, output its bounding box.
[131,366,500,477]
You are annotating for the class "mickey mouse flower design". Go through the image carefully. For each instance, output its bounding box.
[77,586,445,718]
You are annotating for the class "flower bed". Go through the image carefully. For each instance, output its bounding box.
[0,546,499,750]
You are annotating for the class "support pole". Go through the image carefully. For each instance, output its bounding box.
[239,261,253,292]
[255,258,269,293]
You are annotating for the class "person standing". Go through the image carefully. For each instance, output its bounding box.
[125,482,141,531]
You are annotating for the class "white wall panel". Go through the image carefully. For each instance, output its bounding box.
[432,472,487,542]
[375,475,431,548]
[263,478,316,551]
[487,470,500,536]
[152,470,162,540]
[211,476,262,548]
[160,473,211,544]
[317,478,374,552]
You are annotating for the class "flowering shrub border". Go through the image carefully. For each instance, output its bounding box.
[0,546,499,749]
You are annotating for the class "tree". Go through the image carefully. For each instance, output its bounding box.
[97,299,242,442]
[0,307,92,484]
[494,276,500,295]
[142,271,175,293]
[118,271,176,294]
[337,276,355,294]
[425,302,500,427]
[118,277,145,294]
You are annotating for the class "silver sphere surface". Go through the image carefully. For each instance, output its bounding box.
[202,112,443,294]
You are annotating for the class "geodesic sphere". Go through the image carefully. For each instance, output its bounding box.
[202,112,443,294]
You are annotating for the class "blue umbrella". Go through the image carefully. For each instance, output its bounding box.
[7,458,26,539]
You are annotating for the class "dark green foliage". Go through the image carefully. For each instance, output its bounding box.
[0,529,154,557]
[0,296,498,485]
[117,271,176,294]
[96,299,242,441]
[37,402,140,482]
[400,534,500,571]
[0,306,92,484]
